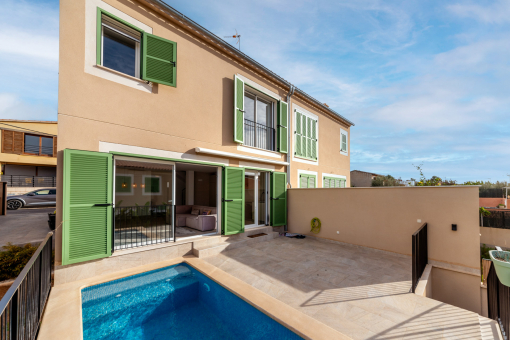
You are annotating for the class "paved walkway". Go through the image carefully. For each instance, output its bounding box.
[204,236,485,340]
[0,207,54,247]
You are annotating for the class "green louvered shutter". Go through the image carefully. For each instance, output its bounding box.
[341,132,348,153]
[277,101,288,153]
[295,111,302,157]
[222,166,245,235]
[142,33,176,87]
[323,177,330,188]
[62,149,112,265]
[307,118,312,158]
[271,172,287,226]
[300,175,308,188]
[233,76,245,143]
[302,115,307,157]
[311,119,317,160]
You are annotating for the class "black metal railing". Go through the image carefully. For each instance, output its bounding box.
[487,261,509,338]
[481,211,510,229]
[1,176,56,188]
[244,119,275,151]
[0,232,53,340]
[412,223,428,293]
[114,205,174,250]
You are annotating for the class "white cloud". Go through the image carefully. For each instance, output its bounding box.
[448,0,510,24]
[0,28,58,61]
[0,93,56,121]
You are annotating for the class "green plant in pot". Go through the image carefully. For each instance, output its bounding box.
[490,250,510,286]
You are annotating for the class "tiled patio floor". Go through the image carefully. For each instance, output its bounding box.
[204,236,484,340]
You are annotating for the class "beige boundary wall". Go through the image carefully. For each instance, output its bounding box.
[287,186,482,313]
[480,226,510,249]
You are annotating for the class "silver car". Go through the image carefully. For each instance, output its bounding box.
[7,189,57,210]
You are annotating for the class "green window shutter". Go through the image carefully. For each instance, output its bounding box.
[222,166,245,235]
[341,179,346,188]
[277,101,288,154]
[307,118,312,159]
[341,132,348,152]
[300,175,308,188]
[142,33,176,87]
[233,75,245,143]
[308,176,316,188]
[271,172,287,226]
[62,149,112,265]
[295,111,302,157]
[302,115,307,157]
[323,177,329,188]
[311,119,317,160]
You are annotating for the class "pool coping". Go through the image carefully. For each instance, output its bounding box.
[38,256,351,340]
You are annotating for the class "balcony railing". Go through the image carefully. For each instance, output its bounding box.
[244,119,275,152]
[1,176,56,187]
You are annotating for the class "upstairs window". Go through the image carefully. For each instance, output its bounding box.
[96,9,177,87]
[340,129,348,155]
[243,91,275,151]
[294,110,318,161]
[100,14,141,78]
[24,135,53,156]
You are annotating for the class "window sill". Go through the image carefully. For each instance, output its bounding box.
[94,64,152,87]
[237,144,281,158]
[294,155,317,162]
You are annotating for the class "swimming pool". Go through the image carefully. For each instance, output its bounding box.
[82,263,303,340]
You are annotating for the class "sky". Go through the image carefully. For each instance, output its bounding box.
[1,0,509,182]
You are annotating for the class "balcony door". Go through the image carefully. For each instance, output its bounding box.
[245,171,269,228]
[244,92,275,151]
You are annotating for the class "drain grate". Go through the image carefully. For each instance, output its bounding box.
[247,233,267,238]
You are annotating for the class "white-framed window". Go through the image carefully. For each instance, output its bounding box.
[243,88,276,151]
[294,109,318,161]
[142,175,162,195]
[100,13,142,78]
[322,173,347,188]
[340,128,348,156]
[297,170,318,188]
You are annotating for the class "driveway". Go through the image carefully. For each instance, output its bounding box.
[0,207,54,248]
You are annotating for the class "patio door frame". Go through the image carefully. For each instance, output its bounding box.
[112,155,176,251]
[245,170,269,229]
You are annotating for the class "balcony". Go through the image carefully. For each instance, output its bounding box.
[244,119,275,152]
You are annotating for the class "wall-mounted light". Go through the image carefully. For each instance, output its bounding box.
[141,184,146,188]
[121,182,127,188]
[133,183,137,188]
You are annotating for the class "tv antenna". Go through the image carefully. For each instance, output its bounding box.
[224,29,241,51]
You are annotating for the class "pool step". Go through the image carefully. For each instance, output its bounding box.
[193,227,280,258]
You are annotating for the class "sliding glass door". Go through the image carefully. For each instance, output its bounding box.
[244,171,269,228]
[113,157,175,250]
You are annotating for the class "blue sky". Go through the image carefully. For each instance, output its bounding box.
[2,0,509,182]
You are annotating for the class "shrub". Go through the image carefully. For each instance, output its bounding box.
[0,243,38,281]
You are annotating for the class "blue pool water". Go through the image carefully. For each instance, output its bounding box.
[82,263,303,340]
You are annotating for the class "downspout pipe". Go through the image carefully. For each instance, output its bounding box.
[286,85,295,190]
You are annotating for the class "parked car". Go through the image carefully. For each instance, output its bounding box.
[7,189,57,210]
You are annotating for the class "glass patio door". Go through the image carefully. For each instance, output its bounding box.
[245,171,269,228]
[113,157,176,250]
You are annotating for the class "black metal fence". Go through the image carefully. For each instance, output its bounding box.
[244,119,275,151]
[412,223,428,293]
[114,205,174,250]
[480,188,506,198]
[481,211,510,229]
[487,262,509,338]
[0,232,53,340]
[1,176,56,188]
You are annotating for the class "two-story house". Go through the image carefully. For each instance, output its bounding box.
[0,119,58,194]
[55,0,354,269]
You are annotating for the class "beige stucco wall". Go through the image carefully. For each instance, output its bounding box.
[0,121,58,167]
[480,226,510,249]
[431,267,481,314]
[287,186,482,313]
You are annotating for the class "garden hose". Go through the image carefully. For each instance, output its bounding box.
[310,217,321,234]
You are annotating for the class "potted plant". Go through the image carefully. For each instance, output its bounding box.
[498,204,506,209]
[490,250,510,287]
[48,210,56,231]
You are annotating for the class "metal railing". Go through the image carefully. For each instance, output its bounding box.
[487,261,509,339]
[1,176,56,188]
[244,119,275,151]
[0,232,53,340]
[114,205,174,250]
[412,223,428,293]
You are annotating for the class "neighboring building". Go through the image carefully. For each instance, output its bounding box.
[56,0,354,266]
[0,120,57,189]
[350,170,380,187]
